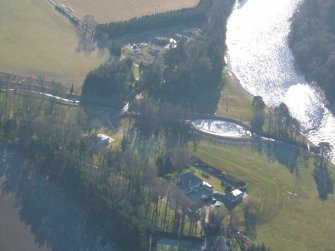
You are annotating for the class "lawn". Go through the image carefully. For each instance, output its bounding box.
[191,141,335,251]
[190,167,223,192]
[216,69,254,124]
[0,0,105,86]
[52,0,199,23]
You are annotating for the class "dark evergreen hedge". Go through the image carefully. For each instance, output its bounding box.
[94,0,213,46]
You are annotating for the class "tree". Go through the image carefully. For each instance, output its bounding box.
[204,207,225,235]
[251,96,265,132]
[70,84,74,95]
[318,142,333,168]
[163,156,173,174]
[269,103,299,140]
[3,119,17,140]
[168,147,190,171]
[252,96,265,111]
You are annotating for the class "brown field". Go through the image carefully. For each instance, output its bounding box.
[53,0,200,23]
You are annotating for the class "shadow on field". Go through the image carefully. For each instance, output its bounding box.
[0,143,111,251]
[251,141,302,173]
[80,103,122,132]
[313,166,334,200]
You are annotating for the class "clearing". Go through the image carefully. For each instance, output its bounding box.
[52,0,200,23]
[0,0,106,86]
[192,141,335,251]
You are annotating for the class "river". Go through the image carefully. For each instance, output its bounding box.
[226,0,335,162]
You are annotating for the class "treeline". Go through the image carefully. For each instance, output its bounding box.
[0,92,199,250]
[94,0,213,47]
[81,58,133,106]
[289,0,335,105]
[144,0,234,112]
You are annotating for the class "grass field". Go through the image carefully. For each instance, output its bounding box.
[191,141,335,251]
[0,0,106,86]
[216,70,254,124]
[53,0,199,23]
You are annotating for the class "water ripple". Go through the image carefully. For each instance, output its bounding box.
[226,0,335,162]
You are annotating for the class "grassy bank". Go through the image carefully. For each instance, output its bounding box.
[216,69,253,124]
[0,0,105,86]
[191,141,335,251]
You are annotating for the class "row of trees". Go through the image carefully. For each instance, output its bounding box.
[289,0,335,106]
[250,96,301,143]
[94,0,213,47]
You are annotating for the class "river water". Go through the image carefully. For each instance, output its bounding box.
[226,0,335,162]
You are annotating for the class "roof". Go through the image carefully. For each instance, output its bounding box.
[179,172,203,188]
[97,134,114,144]
[202,181,213,188]
[231,189,243,197]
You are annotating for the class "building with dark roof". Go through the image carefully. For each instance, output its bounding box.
[177,172,214,201]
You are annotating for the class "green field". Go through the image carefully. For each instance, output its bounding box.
[0,0,105,85]
[192,141,335,251]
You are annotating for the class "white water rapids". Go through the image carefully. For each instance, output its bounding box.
[226,0,335,162]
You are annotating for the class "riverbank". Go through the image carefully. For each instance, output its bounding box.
[216,69,253,124]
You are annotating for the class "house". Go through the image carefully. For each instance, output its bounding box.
[177,172,214,201]
[225,189,244,205]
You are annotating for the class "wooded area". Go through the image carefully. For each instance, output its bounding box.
[81,58,133,106]
[0,92,201,250]
[289,0,335,105]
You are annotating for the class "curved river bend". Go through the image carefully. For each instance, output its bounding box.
[226,0,335,162]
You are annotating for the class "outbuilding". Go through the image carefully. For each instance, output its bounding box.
[225,189,243,205]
